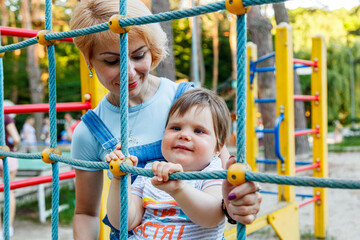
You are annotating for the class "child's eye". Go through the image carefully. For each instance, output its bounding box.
[171,126,181,131]
[194,129,203,134]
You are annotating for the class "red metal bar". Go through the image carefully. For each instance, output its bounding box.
[0,170,75,192]
[4,101,91,114]
[293,58,318,68]
[0,26,73,42]
[295,162,320,173]
[293,95,319,101]
[298,195,321,208]
[294,128,319,137]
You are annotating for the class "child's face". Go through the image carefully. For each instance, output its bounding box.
[161,106,218,171]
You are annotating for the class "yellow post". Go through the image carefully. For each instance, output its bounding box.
[311,35,328,238]
[246,42,258,172]
[80,56,110,240]
[275,23,295,203]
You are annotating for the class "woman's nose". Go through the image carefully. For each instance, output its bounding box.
[128,60,135,79]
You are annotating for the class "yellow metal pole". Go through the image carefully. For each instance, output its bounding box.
[246,42,258,172]
[275,23,295,203]
[311,35,328,238]
[80,56,110,240]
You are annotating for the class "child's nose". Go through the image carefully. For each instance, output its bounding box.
[178,131,191,141]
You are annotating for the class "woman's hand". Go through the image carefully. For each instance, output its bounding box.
[151,161,184,195]
[222,156,262,225]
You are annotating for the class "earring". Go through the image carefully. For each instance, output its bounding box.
[88,65,93,78]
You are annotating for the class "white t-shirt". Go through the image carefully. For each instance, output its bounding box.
[130,157,225,240]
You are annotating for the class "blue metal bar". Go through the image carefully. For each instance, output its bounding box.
[253,52,275,64]
[254,66,275,72]
[256,128,275,133]
[274,113,285,162]
[260,190,313,198]
[255,98,276,103]
[294,64,310,69]
[256,159,312,165]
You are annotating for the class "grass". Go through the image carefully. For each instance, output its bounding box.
[16,184,75,225]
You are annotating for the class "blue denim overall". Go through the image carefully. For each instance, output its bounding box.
[81,82,194,239]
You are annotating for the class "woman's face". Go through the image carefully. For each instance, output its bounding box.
[90,34,152,105]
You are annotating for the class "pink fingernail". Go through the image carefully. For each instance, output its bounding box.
[228,193,236,200]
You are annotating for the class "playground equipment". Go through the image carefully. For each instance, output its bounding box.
[243,23,328,239]
[0,0,360,240]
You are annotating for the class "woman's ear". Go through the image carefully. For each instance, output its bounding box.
[82,52,92,69]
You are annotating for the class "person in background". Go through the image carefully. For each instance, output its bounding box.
[0,114,21,237]
[64,113,76,142]
[40,117,50,145]
[21,116,37,153]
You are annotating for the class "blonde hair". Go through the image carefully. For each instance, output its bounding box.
[70,0,168,69]
[166,88,231,151]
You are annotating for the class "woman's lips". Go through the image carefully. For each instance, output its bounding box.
[128,80,138,89]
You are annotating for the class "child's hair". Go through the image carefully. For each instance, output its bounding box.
[166,88,231,151]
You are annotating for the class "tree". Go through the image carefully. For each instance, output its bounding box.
[21,0,44,140]
[151,0,176,81]
[273,3,310,155]
[247,6,277,164]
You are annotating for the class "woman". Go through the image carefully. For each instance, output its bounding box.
[0,115,21,237]
[70,0,261,239]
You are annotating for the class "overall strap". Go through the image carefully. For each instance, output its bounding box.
[81,109,119,151]
[172,82,195,104]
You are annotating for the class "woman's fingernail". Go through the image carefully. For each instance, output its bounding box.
[228,193,236,200]
[230,155,235,159]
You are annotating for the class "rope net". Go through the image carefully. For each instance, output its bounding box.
[0,0,359,239]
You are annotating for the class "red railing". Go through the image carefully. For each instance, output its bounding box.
[293,58,318,68]
[294,128,320,137]
[293,95,319,101]
[295,162,321,173]
[0,26,73,42]
[4,101,91,114]
[299,195,321,208]
[0,170,75,191]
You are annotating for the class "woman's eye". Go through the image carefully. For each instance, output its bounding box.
[104,59,119,65]
[133,52,145,60]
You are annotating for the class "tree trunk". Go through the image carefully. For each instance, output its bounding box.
[1,0,8,45]
[197,14,205,86]
[22,0,44,141]
[273,3,310,156]
[229,15,237,81]
[212,14,219,91]
[247,6,277,168]
[151,0,176,81]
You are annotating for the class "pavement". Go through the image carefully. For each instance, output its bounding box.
[11,220,72,240]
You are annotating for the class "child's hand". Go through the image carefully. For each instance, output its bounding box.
[151,161,184,195]
[105,143,138,179]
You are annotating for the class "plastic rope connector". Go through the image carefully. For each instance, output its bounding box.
[225,0,250,15]
[227,163,247,186]
[41,148,61,164]
[0,52,5,58]
[0,146,10,159]
[108,15,131,34]
[36,30,56,46]
[109,157,133,177]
